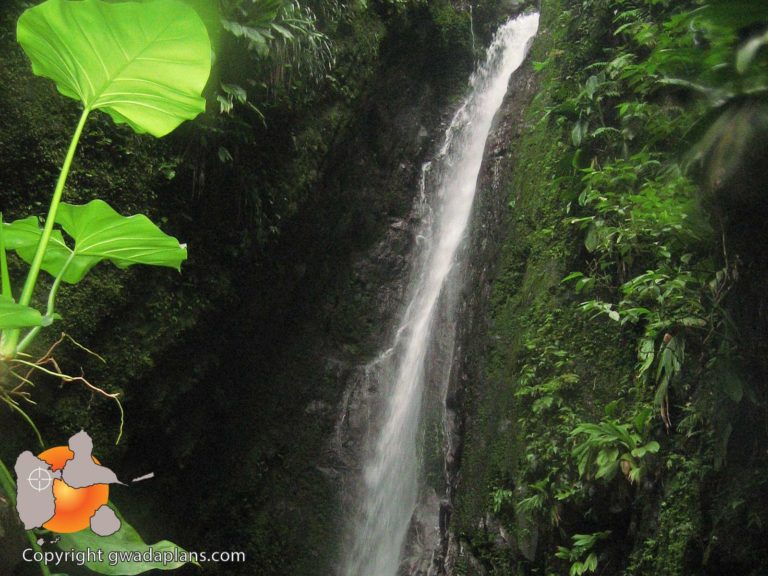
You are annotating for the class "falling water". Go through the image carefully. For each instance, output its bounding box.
[343,13,539,576]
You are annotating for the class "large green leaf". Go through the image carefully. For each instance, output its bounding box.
[57,505,191,575]
[3,217,74,280]
[17,0,212,137]
[0,296,46,329]
[55,200,188,280]
[4,201,187,284]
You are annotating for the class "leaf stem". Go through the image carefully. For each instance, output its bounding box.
[20,108,89,306]
[2,108,90,358]
[16,254,75,355]
[0,212,11,298]
[0,455,52,576]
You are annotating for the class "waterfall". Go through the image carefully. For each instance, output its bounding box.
[342,13,539,576]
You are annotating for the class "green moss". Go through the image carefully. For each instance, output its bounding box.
[453,0,768,574]
[627,455,704,576]
[452,0,644,572]
[430,1,472,50]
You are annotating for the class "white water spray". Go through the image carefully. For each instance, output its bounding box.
[343,14,539,576]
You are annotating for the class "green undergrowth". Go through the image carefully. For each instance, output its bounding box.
[455,0,768,574]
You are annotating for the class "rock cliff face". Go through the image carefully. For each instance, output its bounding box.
[436,53,541,575]
[329,13,540,576]
[119,24,483,576]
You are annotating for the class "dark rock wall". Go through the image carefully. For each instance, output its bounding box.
[437,48,541,576]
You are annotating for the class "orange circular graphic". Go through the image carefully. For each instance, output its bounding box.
[37,446,109,533]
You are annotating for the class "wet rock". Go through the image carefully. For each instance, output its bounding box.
[437,48,541,575]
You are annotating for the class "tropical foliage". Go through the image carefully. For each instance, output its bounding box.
[483,0,768,574]
[0,0,212,574]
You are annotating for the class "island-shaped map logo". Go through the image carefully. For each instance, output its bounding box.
[15,430,124,536]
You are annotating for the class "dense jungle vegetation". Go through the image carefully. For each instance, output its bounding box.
[1,0,767,575]
[455,0,768,574]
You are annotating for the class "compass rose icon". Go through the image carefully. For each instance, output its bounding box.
[28,467,52,492]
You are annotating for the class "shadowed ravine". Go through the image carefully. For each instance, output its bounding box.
[341,14,539,576]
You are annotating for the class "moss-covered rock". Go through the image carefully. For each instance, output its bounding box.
[446,0,768,574]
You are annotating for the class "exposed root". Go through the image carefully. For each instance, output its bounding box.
[60,333,107,364]
[2,333,124,445]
